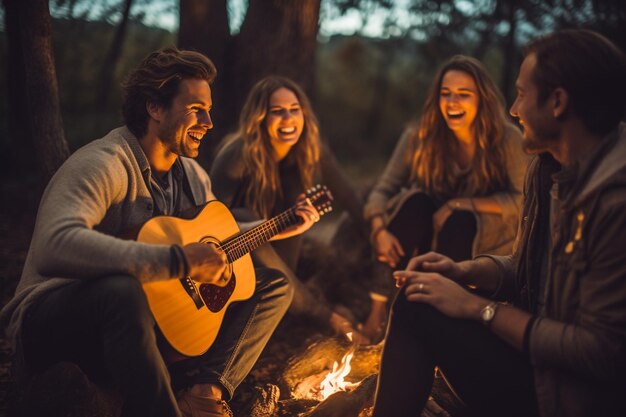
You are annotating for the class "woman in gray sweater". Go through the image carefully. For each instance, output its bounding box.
[210,76,369,343]
[361,55,529,342]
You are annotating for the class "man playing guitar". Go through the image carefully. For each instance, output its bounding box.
[0,47,323,417]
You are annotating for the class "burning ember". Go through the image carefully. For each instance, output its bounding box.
[319,348,357,400]
[316,332,360,400]
[286,333,380,402]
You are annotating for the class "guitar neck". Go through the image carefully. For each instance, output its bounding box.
[220,207,300,263]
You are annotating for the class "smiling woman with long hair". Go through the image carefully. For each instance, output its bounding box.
[210,75,369,342]
[361,55,529,342]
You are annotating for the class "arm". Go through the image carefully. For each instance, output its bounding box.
[432,196,502,234]
[363,128,414,222]
[434,126,529,228]
[444,196,502,214]
[210,139,318,240]
[32,147,174,282]
[396,266,531,350]
[400,196,626,381]
[365,129,415,266]
[404,251,506,293]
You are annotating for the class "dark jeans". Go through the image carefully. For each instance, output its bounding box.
[371,192,477,297]
[232,208,333,325]
[372,292,538,417]
[251,238,333,325]
[21,268,292,417]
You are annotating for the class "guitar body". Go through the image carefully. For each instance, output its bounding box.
[137,200,256,357]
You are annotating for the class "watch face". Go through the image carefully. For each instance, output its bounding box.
[482,305,495,322]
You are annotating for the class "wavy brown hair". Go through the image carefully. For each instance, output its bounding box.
[409,55,509,198]
[523,29,626,136]
[222,76,321,218]
[122,46,217,138]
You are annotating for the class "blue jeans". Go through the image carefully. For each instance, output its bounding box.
[21,268,292,417]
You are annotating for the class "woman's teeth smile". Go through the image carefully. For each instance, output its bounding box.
[447,110,465,119]
[278,127,296,134]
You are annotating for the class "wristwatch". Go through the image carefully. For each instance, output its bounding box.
[480,302,498,326]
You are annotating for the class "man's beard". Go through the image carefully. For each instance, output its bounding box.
[521,125,559,155]
[159,124,193,158]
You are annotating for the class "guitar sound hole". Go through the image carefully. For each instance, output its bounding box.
[198,273,237,312]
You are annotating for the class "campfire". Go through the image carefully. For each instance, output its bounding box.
[318,347,358,400]
[287,333,368,402]
[234,334,387,416]
[315,333,361,400]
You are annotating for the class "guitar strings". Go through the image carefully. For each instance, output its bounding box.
[224,210,294,261]
[220,188,330,262]
[221,208,299,262]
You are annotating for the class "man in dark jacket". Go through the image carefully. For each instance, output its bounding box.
[372,30,626,417]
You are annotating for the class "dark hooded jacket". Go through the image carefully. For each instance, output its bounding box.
[488,123,626,417]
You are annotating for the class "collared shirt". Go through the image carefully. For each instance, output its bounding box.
[148,158,194,217]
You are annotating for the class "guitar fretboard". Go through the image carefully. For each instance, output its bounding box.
[220,207,300,262]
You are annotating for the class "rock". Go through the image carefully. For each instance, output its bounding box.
[239,383,280,417]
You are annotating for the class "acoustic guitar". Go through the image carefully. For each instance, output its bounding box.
[136,185,333,357]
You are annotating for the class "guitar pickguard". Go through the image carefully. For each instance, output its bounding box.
[198,274,237,312]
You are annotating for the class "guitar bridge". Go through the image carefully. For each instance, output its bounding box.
[180,277,204,310]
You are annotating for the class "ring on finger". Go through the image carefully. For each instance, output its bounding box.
[418,283,424,292]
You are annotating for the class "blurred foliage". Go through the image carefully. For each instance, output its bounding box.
[1,0,624,186]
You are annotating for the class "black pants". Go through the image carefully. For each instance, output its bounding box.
[21,268,292,417]
[372,292,538,417]
[371,192,477,297]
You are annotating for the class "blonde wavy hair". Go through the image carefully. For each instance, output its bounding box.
[222,76,321,218]
[409,55,509,197]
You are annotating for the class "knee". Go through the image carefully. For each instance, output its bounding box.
[272,270,294,309]
[257,268,294,311]
[405,192,437,212]
[94,275,153,325]
[445,210,476,229]
[390,291,444,328]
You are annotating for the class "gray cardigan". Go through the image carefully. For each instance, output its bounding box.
[0,127,215,349]
[364,122,529,256]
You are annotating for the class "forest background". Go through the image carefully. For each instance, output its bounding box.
[0,2,624,414]
[0,0,625,301]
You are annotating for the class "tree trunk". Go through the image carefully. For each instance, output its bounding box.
[178,0,230,165]
[2,0,31,178]
[96,0,133,106]
[3,0,69,182]
[236,0,321,107]
[178,0,229,72]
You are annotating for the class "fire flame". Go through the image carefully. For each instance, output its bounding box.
[319,349,355,400]
[318,333,356,400]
